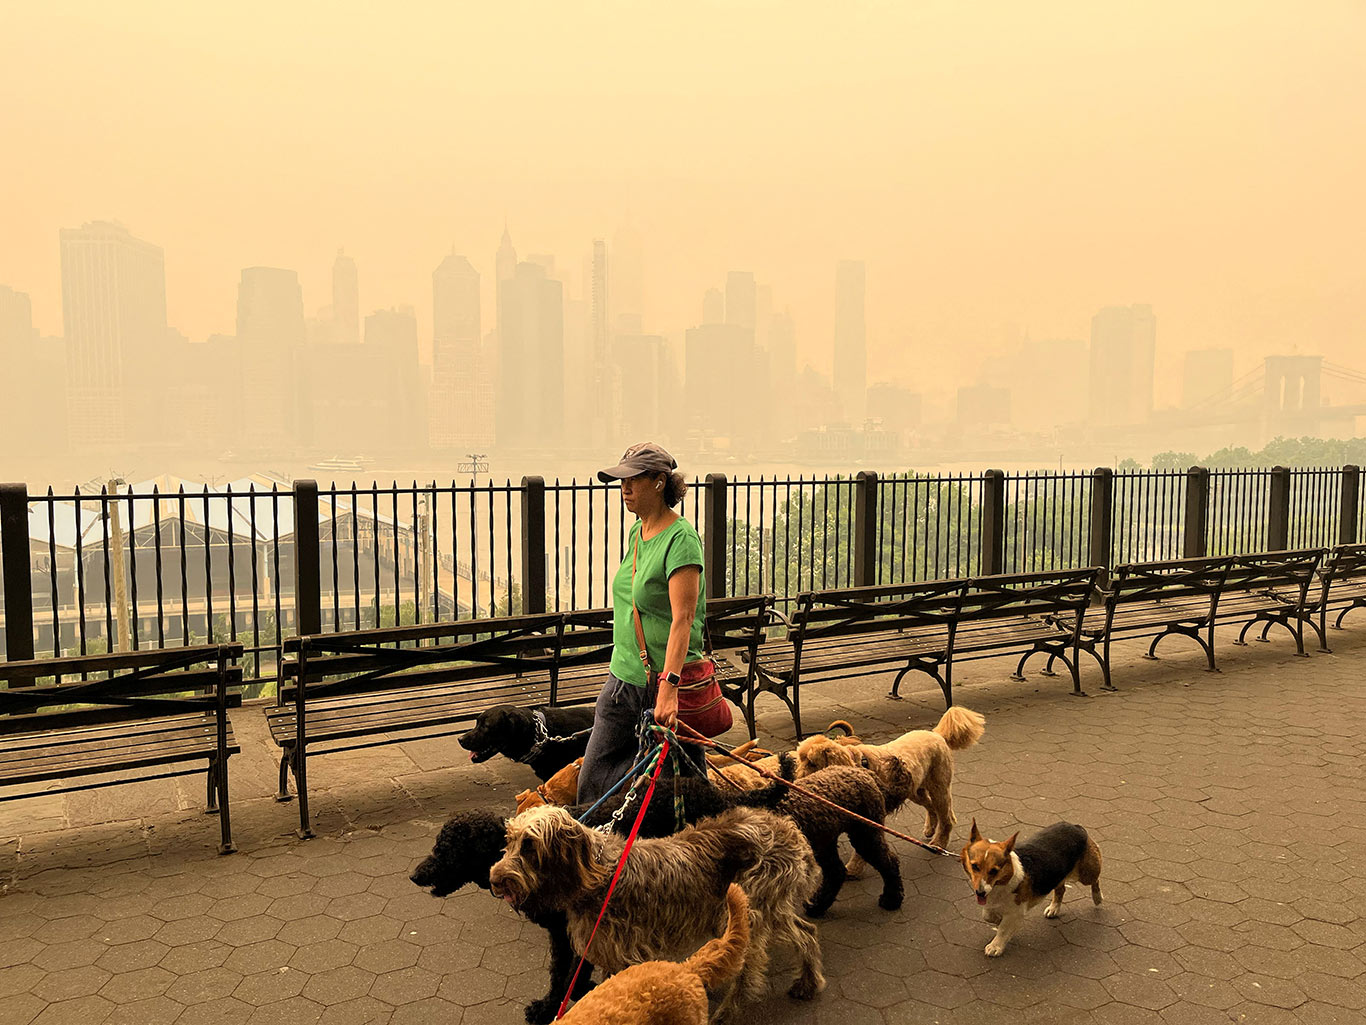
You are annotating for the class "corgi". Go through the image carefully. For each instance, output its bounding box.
[960,819,1103,957]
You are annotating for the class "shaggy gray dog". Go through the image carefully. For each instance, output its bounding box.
[489,805,825,1020]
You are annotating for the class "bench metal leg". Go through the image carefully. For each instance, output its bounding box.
[295,746,313,839]
[216,756,235,855]
[206,760,220,814]
[276,746,294,802]
[790,679,804,740]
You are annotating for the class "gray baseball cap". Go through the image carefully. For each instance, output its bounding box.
[597,442,678,482]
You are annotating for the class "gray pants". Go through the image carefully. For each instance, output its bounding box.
[576,673,660,806]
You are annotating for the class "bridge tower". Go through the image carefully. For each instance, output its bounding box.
[1262,355,1322,439]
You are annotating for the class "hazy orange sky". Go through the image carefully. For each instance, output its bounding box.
[3,0,1363,402]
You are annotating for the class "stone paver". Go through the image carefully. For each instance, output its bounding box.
[3,623,1366,1023]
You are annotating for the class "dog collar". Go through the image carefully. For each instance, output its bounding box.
[515,711,552,765]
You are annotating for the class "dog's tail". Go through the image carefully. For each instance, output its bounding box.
[933,706,986,750]
[824,719,855,738]
[684,884,751,989]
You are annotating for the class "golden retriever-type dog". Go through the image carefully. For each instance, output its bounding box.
[558,884,750,1023]
[794,706,984,853]
[713,720,860,791]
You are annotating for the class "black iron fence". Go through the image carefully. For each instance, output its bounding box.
[2,464,1362,693]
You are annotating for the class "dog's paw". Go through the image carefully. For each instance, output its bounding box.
[788,974,825,1000]
[843,858,866,880]
[1044,904,1061,919]
[878,890,903,912]
[984,941,1007,957]
[803,900,829,919]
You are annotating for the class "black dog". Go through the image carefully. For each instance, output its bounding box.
[458,704,595,781]
[411,773,788,1024]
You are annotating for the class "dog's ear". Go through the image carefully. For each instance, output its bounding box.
[969,819,982,843]
[1003,831,1018,854]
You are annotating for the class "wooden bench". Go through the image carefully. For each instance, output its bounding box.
[750,568,1099,737]
[274,612,565,836]
[273,599,774,835]
[948,568,1102,698]
[0,644,243,854]
[1068,549,1324,689]
[1308,543,1366,651]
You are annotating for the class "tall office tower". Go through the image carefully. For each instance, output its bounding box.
[332,250,359,344]
[496,224,518,315]
[703,288,725,325]
[497,262,564,447]
[684,323,757,442]
[1088,304,1156,426]
[588,240,618,445]
[358,307,423,450]
[0,284,35,345]
[613,222,644,331]
[833,260,867,425]
[768,311,797,410]
[429,253,492,448]
[1182,348,1234,408]
[612,334,669,439]
[725,271,756,331]
[755,283,773,346]
[60,221,168,446]
[236,267,305,451]
[591,241,609,366]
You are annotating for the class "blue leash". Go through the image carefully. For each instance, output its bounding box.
[575,744,662,823]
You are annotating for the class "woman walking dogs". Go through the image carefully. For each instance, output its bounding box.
[576,443,707,805]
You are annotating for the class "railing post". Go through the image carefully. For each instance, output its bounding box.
[1340,465,1360,545]
[980,469,1006,576]
[853,470,879,587]
[293,480,322,636]
[1268,465,1291,551]
[1183,466,1210,558]
[520,476,546,614]
[1,483,34,665]
[1089,467,1113,584]
[704,474,728,599]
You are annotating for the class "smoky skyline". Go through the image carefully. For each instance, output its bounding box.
[4,0,1364,403]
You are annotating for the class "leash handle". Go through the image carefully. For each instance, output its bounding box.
[556,738,672,1019]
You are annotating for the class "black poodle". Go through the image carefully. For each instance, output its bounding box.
[411,772,789,1024]
[458,703,596,781]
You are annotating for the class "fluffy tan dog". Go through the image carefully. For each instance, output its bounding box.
[558,884,750,1023]
[714,721,859,791]
[514,757,582,812]
[795,706,985,851]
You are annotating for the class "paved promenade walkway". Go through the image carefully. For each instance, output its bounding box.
[2,626,1364,1025]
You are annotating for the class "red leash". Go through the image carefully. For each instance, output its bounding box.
[555,738,671,1020]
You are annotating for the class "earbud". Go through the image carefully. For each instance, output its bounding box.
[655,481,664,491]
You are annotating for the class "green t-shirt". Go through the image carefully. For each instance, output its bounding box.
[610,518,707,687]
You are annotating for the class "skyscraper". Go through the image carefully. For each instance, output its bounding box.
[498,262,564,447]
[725,271,756,331]
[702,288,725,325]
[60,221,168,446]
[1089,304,1156,426]
[430,253,493,448]
[591,240,609,366]
[588,240,619,445]
[332,250,359,345]
[0,284,35,347]
[496,225,518,311]
[685,323,757,442]
[613,221,644,331]
[236,267,305,451]
[833,260,867,425]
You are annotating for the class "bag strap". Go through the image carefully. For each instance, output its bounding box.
[631,524,709,672]
[630,534,654,678]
